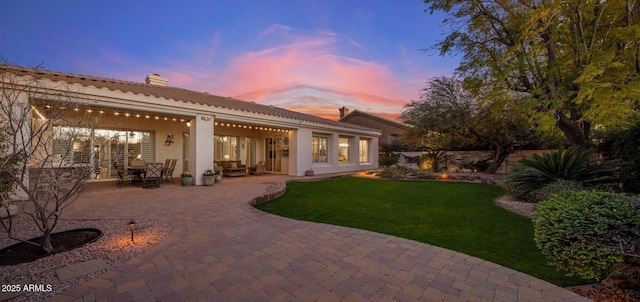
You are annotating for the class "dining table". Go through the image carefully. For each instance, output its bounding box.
[127,166,146,185]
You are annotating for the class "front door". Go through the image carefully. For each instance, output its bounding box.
[265,137,282,172]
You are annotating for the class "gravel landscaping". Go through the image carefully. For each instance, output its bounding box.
[0,202,170,301]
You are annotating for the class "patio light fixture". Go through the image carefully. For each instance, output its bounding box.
[128,220,137,242]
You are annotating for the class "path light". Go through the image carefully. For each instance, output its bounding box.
[128,220,137,242]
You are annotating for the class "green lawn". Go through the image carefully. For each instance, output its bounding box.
[255,176,590,287]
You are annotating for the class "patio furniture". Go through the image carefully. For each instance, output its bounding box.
[162,158,171,175]
[127,165,146,185]
[217,160,247,177]
[142,162,163,188]
[249,161,266,175]
[113,161,135,188]
[130,159,146,167]
[163,159,177,183]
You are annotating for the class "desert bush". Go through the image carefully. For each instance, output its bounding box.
[504,147,621,200]
[533,191,639,279]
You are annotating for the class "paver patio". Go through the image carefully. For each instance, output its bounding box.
[47,174,590,301]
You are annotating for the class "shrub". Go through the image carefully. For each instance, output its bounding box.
[599,122,640,193]
[504,147,621,200]
[461,160,490,172]
[502,181,528,201]
[529,180,586,203]
[379,155,398,167]
[533,191,639,279]
[378,166,406,179]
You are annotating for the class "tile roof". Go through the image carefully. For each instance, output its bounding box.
[340,109,410,129]
[2,65,379,133]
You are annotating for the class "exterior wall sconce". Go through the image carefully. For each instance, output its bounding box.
[164,134,174,146]
[128,220,137,242]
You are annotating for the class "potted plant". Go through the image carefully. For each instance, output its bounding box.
[180,172,193,186]
[202,169,215,186]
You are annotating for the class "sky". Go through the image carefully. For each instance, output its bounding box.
[1,1,459,121]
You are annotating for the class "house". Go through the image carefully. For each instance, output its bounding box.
[338,107,409,148]
[1,66,380,185]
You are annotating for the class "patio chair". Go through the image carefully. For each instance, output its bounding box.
[161,158,170,179]
[142,162,163,188]
[162,158,171,173]
[113,161,135,188]
[249,161,266,175]
[163,159,177,183]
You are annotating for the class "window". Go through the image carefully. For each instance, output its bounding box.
[359,139,370,163]
[312,135,328,163]
[338,136,350,163]
[52,126,155,180]
[214,135,239,161]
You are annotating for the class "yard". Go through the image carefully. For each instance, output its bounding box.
[255,176,589,287]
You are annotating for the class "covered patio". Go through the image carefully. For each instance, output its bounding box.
[16,67,380,187]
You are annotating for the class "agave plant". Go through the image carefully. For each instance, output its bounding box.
[505,146,622,200]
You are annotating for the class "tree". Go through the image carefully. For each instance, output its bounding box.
[402,76,549,174]
[423,0,640,146]
[0,61,92,254]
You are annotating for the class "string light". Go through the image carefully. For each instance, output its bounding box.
[37,105,290,131]
[214,122,289,132]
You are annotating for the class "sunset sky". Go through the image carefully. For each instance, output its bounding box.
[1,1,459,121]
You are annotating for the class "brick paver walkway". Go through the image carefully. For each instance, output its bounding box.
[49,175,590,301]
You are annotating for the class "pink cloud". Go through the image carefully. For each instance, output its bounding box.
[102,25,431,122]
[206,25,420,120]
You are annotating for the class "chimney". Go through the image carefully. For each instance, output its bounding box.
[145,73,168,86]
[339,106,350,119]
